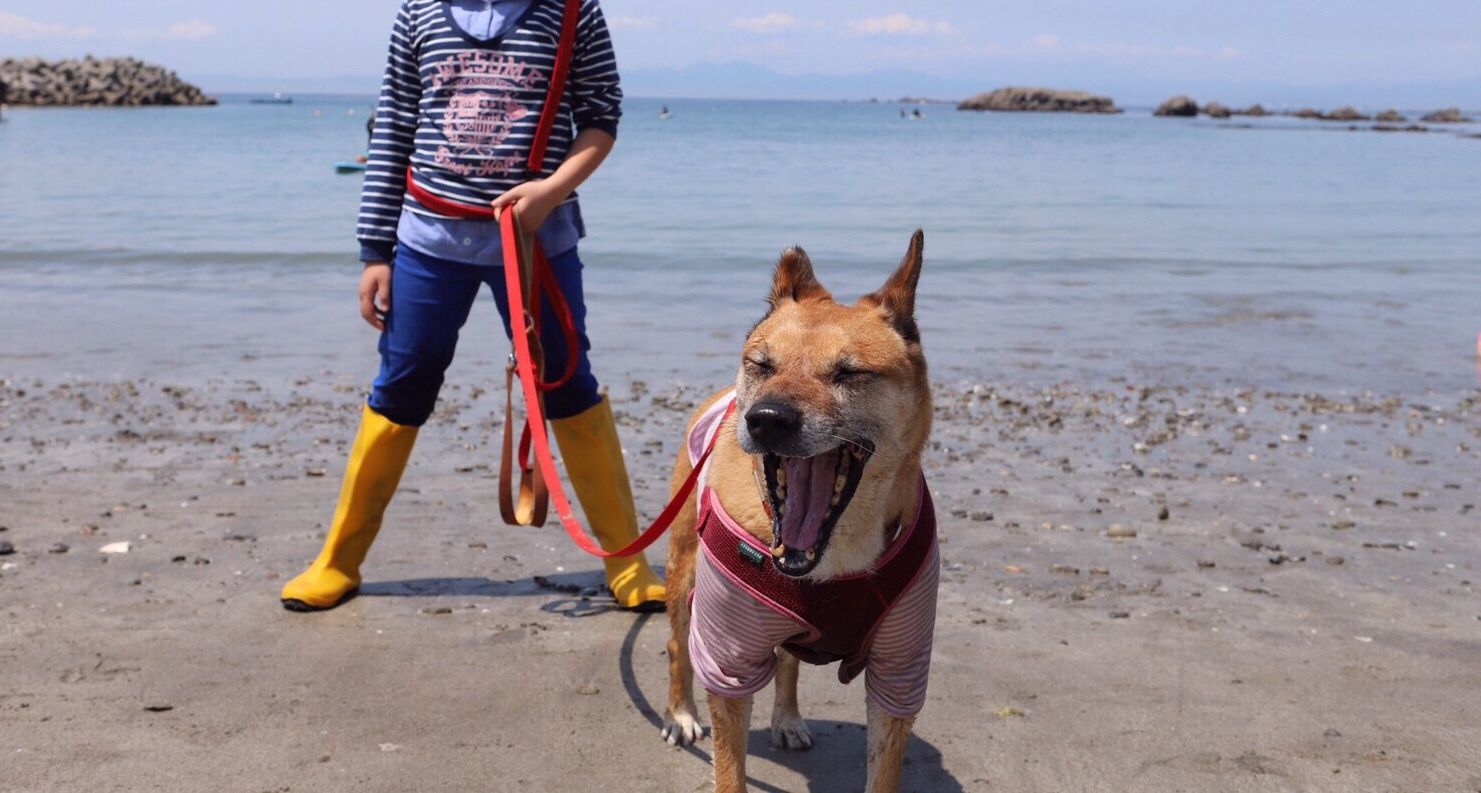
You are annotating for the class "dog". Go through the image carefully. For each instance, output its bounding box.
[661,230,938,793]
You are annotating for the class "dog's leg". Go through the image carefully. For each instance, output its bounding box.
[709,692,753,793]
[768,648,813,750]
[662,449,705,746]
[865,698,914,793]
[661,585,704,745]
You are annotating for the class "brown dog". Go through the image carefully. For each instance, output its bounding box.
[661,231,938,793]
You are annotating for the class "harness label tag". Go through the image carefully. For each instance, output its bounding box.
[736,542,768,568]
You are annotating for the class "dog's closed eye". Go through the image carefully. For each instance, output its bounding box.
[832,364,877,385]
[745,354,775,377]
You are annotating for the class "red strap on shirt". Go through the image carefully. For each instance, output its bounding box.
[526,0,581,175]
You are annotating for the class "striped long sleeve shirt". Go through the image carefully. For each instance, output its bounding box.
[357,0,622,263]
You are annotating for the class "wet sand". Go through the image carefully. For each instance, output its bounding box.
[2,365,1478,792]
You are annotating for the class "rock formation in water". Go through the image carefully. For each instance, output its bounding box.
[1233,104,1269,117]
[1154,95,1198,117]
[1203,102,1232,119]
[1322,106,1370,121]
[1419,108,1473,123]
[0,56,215,106]
[957,87,1119,114]
[1374,109,1406,122]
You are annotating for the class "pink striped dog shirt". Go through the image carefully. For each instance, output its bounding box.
[686,395,940,717]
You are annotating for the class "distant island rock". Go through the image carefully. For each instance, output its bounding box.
[1419,108,1473,123]
[0,56,215,106]
[1322,106,1370,121]
[1375,109,1406,122]
[1203,101,1232,119]
[1155,97,1267,119]
[958,86,1119,114]
[1154,95,1198,117]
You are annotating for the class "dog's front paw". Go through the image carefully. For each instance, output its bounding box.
[769,712,814,751]
[661,709,706,747]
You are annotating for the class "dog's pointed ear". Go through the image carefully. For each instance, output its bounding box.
[769,246,831,308]
[862,229,924,343]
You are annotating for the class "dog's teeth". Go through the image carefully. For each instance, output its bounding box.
[776,467,787,486]
[777,484,787,501]
[833,473,846,495]
[771,543,786,558]
[804,549,816,561]
[830,492,840,506]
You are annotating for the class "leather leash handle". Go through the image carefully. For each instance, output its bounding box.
[498,205,550,527]
[499,362,549,526]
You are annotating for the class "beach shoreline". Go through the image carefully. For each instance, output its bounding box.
[2,338,1477,790]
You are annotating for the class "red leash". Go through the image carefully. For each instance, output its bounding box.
[495,206,734,557]
[501,200,733,556]
[408,177,733,557]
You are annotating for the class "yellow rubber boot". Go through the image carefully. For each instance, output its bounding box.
[549,396,667,611]
[281,405,419,612]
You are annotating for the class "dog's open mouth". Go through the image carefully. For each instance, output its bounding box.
[760,441,874,577]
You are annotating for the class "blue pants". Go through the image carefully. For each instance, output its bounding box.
[368,244,601,426]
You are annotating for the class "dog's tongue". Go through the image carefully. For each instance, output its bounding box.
[779,451,840,550]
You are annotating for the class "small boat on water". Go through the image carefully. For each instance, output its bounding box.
[659,105,671,120]
[251,92,293,105]
[335,159,368,174]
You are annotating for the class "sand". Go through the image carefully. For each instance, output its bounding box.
[2,366,1479,793]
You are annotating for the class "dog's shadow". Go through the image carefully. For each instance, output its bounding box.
[618,614,965,793]
[361,577,964,791]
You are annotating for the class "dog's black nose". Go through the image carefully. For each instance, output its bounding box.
[745,400,802,449]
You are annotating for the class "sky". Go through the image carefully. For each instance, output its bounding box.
[2,1,1479,104]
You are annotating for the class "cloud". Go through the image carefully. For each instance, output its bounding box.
[846,14,955,37]
[730,13,799,34]
[606,15,656,31]
[159,20,217,40]
[0,11,97,39]
[0,12,216,41]
[1027,34,1061,51]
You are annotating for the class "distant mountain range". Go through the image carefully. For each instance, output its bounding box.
[193,62,1480,111]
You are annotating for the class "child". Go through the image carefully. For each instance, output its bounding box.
[281,0,666,612]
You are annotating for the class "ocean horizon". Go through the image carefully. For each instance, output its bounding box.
[3,94,1479,396]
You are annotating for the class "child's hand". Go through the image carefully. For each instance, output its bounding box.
[491,179,562,233]
[359,262,391,331]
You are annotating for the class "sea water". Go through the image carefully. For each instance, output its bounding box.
[2,95,1479,394]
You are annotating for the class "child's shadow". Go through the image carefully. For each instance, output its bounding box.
[360,569,625,615]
